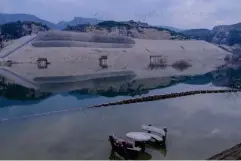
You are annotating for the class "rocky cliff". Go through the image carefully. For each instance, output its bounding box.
[64,20,189,40]
[182,22,241,46]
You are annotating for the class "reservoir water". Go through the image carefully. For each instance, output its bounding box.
[1,67,241,159]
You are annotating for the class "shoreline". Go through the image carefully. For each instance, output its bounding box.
[209,143,241,160]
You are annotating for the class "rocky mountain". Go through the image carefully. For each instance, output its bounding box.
[0,13,104,30]
[181,29,211,40]
[0,13,56,29]
[64,20,189,40]
[57,17,102,29]
[3,13,240,46]
[160,25,183,32]
[210,23,241,45]
[181,22,241,46]
[0,13,184,33]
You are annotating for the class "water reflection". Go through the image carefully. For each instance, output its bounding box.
[146,142,167,157]
[2,92,241,159]
[1,67,241,126]
[109,150,152,160]
[1,67,241,159]
[0,83,51,107]
[1,67,241,103]
[109,142,167,160]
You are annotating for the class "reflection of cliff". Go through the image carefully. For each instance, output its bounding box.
[68,76,182,97]
[175,68,241,89]
[0,82,51,107]
[69,68,241,97]
[1,67,241,103]
[0,83,50,100]
[211,68,241,89]
[38,74,135,93]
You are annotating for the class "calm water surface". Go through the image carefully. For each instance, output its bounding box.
[1,69,241,159]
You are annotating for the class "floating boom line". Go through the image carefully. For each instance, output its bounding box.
[1,89,240,123]
[89,89,241,108]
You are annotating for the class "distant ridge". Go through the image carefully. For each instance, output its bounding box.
[56,17,103,29]
[0,13,181,32]
[1,12,240,46]
[160,25,183,32]
[0,13,56,29]
[0,13,104,30]
[181,22,241,45]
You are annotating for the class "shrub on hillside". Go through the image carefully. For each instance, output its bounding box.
[172,60,192,71]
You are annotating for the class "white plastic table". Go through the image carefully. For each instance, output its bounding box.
[142,125,166,136]
[126,132,152,142]
[126,132,151,152]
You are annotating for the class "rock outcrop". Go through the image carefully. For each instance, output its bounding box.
[64,20,189,40]
[181,22,241,46]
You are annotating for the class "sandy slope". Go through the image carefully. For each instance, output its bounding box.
[1,31,231,83]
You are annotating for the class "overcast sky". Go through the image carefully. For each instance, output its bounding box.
[0,0,241,29]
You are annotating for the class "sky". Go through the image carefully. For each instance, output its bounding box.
[0,0,241,29]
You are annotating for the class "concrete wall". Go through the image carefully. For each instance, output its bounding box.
[32,40,134,48]
[35,30,135,46]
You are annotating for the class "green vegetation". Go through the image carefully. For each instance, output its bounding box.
[64,24,90,31]
[227,30,241,46]
[0,21,23,39]
[181,29,210,40]
[181,23,241,45]
[96,21,133,30]
[172,60,192,71]
[0,83,51,101]
[0,21,49,39]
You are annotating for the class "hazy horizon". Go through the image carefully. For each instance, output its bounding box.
[0,0,241,29]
